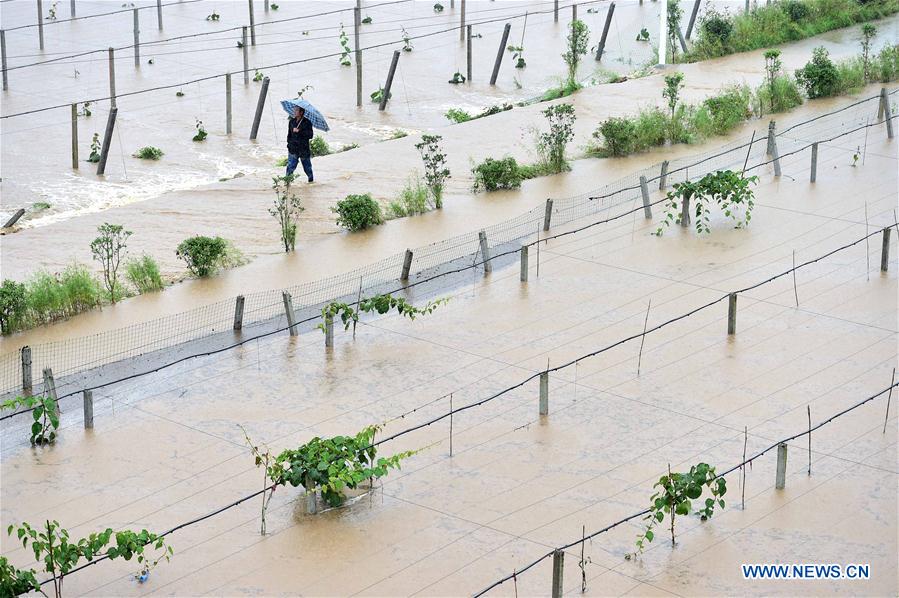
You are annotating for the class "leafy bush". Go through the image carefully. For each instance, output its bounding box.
[535,104,576,174]
[270,175,304,252]
[0,556,39,596]
[833,57,866,94]
[593,117,637,157]
[656,170,758,235]
[701,84,752,134]
[332,193,383,231]
[310,135,330,157]
[133,146,163,160]
[782,0,811,22]
[755,75,803,114]
[875,43,899,82]
[90,222,131,303]
[125,255,164,293]
[634,107,668,151]
[58,263,104,312]
[176,236,232,277]
[471,157,523,192]
[415,134,450,208]
[0,279,27,335]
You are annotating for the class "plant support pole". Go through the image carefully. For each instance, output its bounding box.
[233,295,245,330]
[21,346,32,396]
[0,30,8,91]
[882,227,891,272]
[401,249,413,281]
[639,175,652,219]
[727,292,737,335]
[490,23,511,85]
[809,142,818,183]
[248,0,256,45]
[226,73,232,134]
[543,198,553,231]
[133,9,140,67]
[379,50,400,111]
[108,47,117,108]
[595,2,615,61]
[242,27,249,84]
[478,230,492,273]
[354,4,362,108]
[539,371,549,415]
[71,103,78,169]
[83,390,94,429]
[282,291,298,336]
[775,443,787,489]
[685,0,700,39]
[520,245,529,282]
[96,107,118,175]
[249,76,270,140]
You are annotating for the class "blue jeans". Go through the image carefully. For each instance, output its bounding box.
[286,153,313,181]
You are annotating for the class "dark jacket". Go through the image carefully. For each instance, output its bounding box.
[287,116,314,157]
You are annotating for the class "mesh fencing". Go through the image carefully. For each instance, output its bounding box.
[0,90,894,399]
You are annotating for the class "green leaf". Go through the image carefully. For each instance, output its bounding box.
[645,530,654,542]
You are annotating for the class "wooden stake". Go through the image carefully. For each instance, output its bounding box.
[478,230,492,273]
[595,2,615,60]
[233,295,245,330]
[543,198,553,231]
[490,23,511,85]
[21,346,32,396]
[0,30,8,91]
[639,175,652,219]
[401,249,413,281]
[249,76,270,140]
[282,291,298,336]
[727,292,737,335]
[659,160,669,190]
[96,107,117,175]
[551,549,563,598]
[378,50,400,111]
[882,227,892,272]
[881,88,894,139]
[83,390,94,429]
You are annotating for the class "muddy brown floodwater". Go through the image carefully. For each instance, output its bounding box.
[0,122,895,595]
[1,10,897,356]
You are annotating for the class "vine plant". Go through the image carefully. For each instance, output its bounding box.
[628,463,726,557]
[87,133,101,163]
[338,24,352,66]
[2,394,59,445]
[6,520,174,597]
[239,426,278,535]
[318,294,450,335]
[655,170,758,235]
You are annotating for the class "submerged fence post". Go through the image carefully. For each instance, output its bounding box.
[354,4,362,107]
[595,2,615,60]
[685,0,700,39]
[233,295,245,330]
[305,476,317,514]
[37,0,45,50]
[460,0,466,40]
[242,27,249,85]
[571,4,577,21]
[1,30,8,91]
[880,88,894,139]
[96,107,118,176]
[490,23,511,85]
[401,249,413,281]
[639,175,652,219]
[21,346,32,396]
[71,103,78,169]
[156,0,163,29]
[83,390,93,429]
[249,76,270,140]
[478,230,492,273]
[680,195,690,227]
[70,0,75,17]
[551,549,564,598]
[248,0,256,45]
[466,24,472,82]
[543,198,553,231]
[766,120,775,156]
[539,371,549,415]
[133,9,140,68]
[378,50,400,111]
[809,142,818,183]
[775,442,788,489]
[659,160,669,190]
[727,292,737,335]
[282,291,298,336]
[3,209,25,229]
[771,136,782,177]
[225,73,232,134]
[554,0,559,22]
[325,315,334,348]
[881,227,891,272]
[108,47,117,108]
[520,245,529,281]
[42,368,57,406]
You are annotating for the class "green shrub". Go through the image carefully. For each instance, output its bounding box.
[25,265,102,324]
[594,117,637,157]
[386,201,407,219]
[395,172,431,216]
[540,78,581,101]
[126,255,164,293]
[795,46,840,98]
[59,263,104,311]
[176,236,229,277]
[702,84,752,134]
[0,280,27,335]
[668,104,699,145]
[875,43,899,82]
[275,156,289,167]
[535,104,576,174]
[633,107,668,151]
[332,194,383,231]
[310,135,330,157]
[445,108,472,123]
[133,146,163,160]
[783,0,811,21]
[756,75,803,115]
[834,57,866,94]
[517,163,552,180]
[471,157,523,192]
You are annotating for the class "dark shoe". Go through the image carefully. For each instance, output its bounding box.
[307,178,314,183]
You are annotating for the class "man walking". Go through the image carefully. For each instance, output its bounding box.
[286,105,314,182]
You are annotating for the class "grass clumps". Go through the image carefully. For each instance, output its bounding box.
[332,193,383,231]
[125,255,165,293]
[387,173,432,218]
[310,135,330,157]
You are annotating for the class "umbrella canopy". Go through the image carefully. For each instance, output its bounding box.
[280,99,330,132]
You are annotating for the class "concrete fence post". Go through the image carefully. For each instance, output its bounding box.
[71,103,79,169]
[305,477,317,514]
[21,346,32,396]
[775,442,788,489]
[248,0,256,45]
[96,107,118,176]
[132,9,140,67]
[881,227,891,272]
[809,142,818,183]
[659,160,669,190]
[250,76,270,140]
[378,50,400,111]
[551,549,564,598]
[554,0,559,22]
[572,4,577,21]
[880,88,894,139]
[771,137,782,177]
[37,0,45,50]
[70,0,75,17]
[543,198,554,231]
[108,47,117,108]
[466,24,472,81]
[1,30,9,91]
[680,195,691,228]
[282,291,298,336]
[520,245,529,282]
[325,315,334,348]
[685,0,700,39]
[242,27,249,85]
[3,209,26,229]
[233,295,245,330]
[354,4,362,107]
[595,2,615,61]
[539,371,549,415]
[401,249,413,281]
[83,390,93,429]
[225,73,233,135]
[639,175,653,219]
[490,23,511,85]
[42,368,58,406]
[460,0,466,40]
[766,120,775,156]
[478,230,492,273]
[727,293,737,335]
[156,0,163,29]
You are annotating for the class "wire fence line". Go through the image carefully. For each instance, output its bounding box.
[472,380,899,596]
[0,90,893,405]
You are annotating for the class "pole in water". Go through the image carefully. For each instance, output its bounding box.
[554,0,559,22]
[884,368,895,434]
[378,50,400,111]
[401,249,413,281]
[282,291,298,336]
[551,549,564,598]
[460,0,467,41]
[354,4,362,108]
[637,298,651,376]
[685,0,700,39]
[70,0,75,17]
[489,23,511,85]
[809,142,818,183]
[96,107,118,175]
[108,47,117,108]
[225,73,232,134]
[249,76,270,140]
[21,346,33,396]
[0,30,8,91]
[242,27,249,84]
[727,292,737,335]
[37,0,45,50]
[133,9,140,68]
[70,103,79,169]
[478,230,492,273]
[2,209,26,229]
[882,227,892,272]
[881,87,895,139]
[658,0,667,66]
[83,390,94,429]
[659,160,669,190]
[543,198,553,231]
[466,25,472,82]
[775,443,787,489]
[595,2,616,61]
[639,175,652,219]
[248,0,256,45]
[520,245,529,282]
[233,294,245,330]
[539,370,549,415]
[807,405,811,476]
[156,0,163,29]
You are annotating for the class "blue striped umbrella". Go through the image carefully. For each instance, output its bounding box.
[280,99,330,132]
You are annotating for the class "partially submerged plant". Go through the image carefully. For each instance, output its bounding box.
[192,119,207,142]
[175,236,241,277]
[655,170,758,235]
[628,463,726,557]
[332,193,383,232]
[205,11,220,21]
[471,156,523,192]
[361,15,372,24]
[253,70,264,82]
[535,103,576,174]
[339,24,352,66]
[133,146,164,160]
[79,101,92,117]
[240,426,278,535]
[860,23,877,81]
[636,27,650,42]
[662,72,685,117]
[90,222,132,303]
[270,174,304,252]
[563,19,590,89]
[448,71,466,84]
[87,133,101,163]
[433,2,444,12]
[1,394,59,445]
[414,134,450,208]
[319,294,450,335]
[370,86,391,103]
[402,27,413,51]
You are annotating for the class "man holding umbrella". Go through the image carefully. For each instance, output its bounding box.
[281,98,330,183]
[286,105,314,182]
